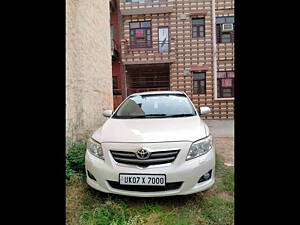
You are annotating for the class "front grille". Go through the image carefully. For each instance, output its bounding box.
[107,181,183,192]
[110,150,180,167]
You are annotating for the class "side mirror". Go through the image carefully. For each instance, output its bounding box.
[103,110,113,117]
[199,106,211,115]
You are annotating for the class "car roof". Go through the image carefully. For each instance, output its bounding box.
[129,91,185,97]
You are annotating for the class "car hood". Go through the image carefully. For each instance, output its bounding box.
[92,116,209,143]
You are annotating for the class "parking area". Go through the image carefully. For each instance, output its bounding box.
[204,120,234,137]
[204,120,234,166]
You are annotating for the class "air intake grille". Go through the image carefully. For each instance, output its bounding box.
[110,150,180,167]
[107,181,183,192]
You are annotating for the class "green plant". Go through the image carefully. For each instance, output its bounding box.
[66,140,86,174]
[215,161,234,194]
[135,202,160,215]
[199,195,234,225]
[66,159,76,180]
[79,203,130,225]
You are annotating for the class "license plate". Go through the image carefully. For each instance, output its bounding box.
[119,174,166,186]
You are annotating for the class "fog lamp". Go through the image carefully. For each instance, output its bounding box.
[203,172,211,180]
[198,170,212,183]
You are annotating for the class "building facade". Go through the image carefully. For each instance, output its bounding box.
[110,0,126,110]
[66,0,113,141]
[114,0,234,119]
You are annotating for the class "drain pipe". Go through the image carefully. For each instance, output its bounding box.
[212,0,218,100]
[124,68,128,97]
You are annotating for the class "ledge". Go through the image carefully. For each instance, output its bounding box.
[190,64,210,71]
[121,6,173,15]
[214,97,234,101]
[189,10,208,17]
[124,59,174,65]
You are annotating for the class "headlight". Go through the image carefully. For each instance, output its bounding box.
[87,138,104,160]
[186,135,213,160]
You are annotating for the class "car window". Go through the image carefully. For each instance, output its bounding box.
[113,94,196,118]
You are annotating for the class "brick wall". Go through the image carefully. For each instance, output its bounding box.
[111,1,123,93]
[119,0,234,119]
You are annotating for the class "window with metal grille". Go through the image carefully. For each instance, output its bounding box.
[192,18,205,38]
[193,72,206,94]
[129,21,152,48]
[216,17,234,43]
[217,71,234,98]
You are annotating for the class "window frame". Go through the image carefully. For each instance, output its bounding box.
[192,72,206,94]
[216,71,234,99]
[158,26,170,53]
[216,16,234,43]
[192,18,205,38]
[129,21,152,49]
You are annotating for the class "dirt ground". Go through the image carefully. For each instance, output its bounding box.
[214,137,234,165]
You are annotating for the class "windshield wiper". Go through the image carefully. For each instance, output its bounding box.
[114,113,195,119]
[165,113,195,118]
[128,114,167,118]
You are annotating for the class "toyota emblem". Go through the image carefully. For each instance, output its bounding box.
[136,148,150,160]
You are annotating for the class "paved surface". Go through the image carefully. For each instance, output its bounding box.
[203,120,234,165]
[203,120,234,137]
[214,137,234,165]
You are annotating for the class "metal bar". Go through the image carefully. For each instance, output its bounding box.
[114,156,175,164]
[111,152,136,157]
[150,151,178,158]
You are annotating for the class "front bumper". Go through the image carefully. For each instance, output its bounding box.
[85,143,215,197]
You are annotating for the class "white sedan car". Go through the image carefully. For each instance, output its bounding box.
[85,91,215,197]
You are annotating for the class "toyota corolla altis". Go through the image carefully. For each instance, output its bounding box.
[85,91,215,197]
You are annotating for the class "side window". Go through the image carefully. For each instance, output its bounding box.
[193,72,206,94]
[216,17,234,43]
[217,71,234,98]
[192,18,205,38]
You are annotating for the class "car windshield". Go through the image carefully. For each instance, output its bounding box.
[112,94,197,119]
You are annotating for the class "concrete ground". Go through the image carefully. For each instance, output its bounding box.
[203,120,234,137]
[203,120,234,166]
